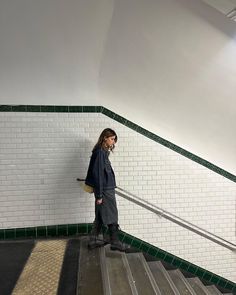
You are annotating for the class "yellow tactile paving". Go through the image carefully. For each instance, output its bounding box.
[12,240,67,295]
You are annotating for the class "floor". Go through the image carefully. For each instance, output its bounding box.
[0,238,80,295]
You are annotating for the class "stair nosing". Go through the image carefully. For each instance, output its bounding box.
[206,284,224,295]
[187,277,212,295]
[121,253,139,295]
[137,253,162,295]
[168,269,197,295]
[100,246,111,295]
[149,261,181,295]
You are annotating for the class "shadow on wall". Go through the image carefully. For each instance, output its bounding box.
[46,134,93,191]
[38,127,94,221]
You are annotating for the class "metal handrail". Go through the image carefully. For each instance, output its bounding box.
[76,179,236,251]
[115,186,236,252]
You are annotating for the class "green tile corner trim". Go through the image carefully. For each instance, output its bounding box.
[0,104,235,183]
[0,223,235,293]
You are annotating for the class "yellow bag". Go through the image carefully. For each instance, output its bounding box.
[77,178,94,194]
[83,184,94,194]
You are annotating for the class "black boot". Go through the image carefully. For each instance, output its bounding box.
[108,224,129,252]
[88,222,108,250]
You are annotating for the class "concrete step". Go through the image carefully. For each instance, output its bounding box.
[148,261,180,295]
[206,285,223,295]
[187,277,211,295]
[76,237,234,295]
[100,246,135,295]
[77,237,104,295]
[126,252,161,295]
[168,269,197,295]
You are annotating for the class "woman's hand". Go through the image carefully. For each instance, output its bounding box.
[96,198,103,205]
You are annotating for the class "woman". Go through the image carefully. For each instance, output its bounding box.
[85,128,127,252]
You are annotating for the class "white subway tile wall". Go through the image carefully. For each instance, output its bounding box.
[0,111,235,281]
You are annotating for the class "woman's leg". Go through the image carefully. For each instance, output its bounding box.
[88,210,106,249]
[108,223,129,252]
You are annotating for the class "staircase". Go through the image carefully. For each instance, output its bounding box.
[77,237,234,295]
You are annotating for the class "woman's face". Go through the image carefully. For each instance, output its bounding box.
[104,136,116,148]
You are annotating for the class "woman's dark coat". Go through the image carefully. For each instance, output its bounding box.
[85,146,118,225]
[85,146,116,199]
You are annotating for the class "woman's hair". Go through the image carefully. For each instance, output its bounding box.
[93,128,117,151]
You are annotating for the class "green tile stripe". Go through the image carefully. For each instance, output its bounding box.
[0,104,235,183]
[0,224,91,240]
[0,105,102,113]
[0,223,235,293]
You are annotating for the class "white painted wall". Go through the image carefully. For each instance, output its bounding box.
[99,0,236,175]
[0,0,235,173]
[0,0,113,105]
[0,112,235,281]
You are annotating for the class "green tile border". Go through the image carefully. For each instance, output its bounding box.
[0,223,235,293]
[26,227,36,238]
[47,225,57,237]
[0,104,235,183]
[0,105,100,113]
[16,228,26,238]
[37,226,47,237]
[0,223,91,240]
[5,228,16,239]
